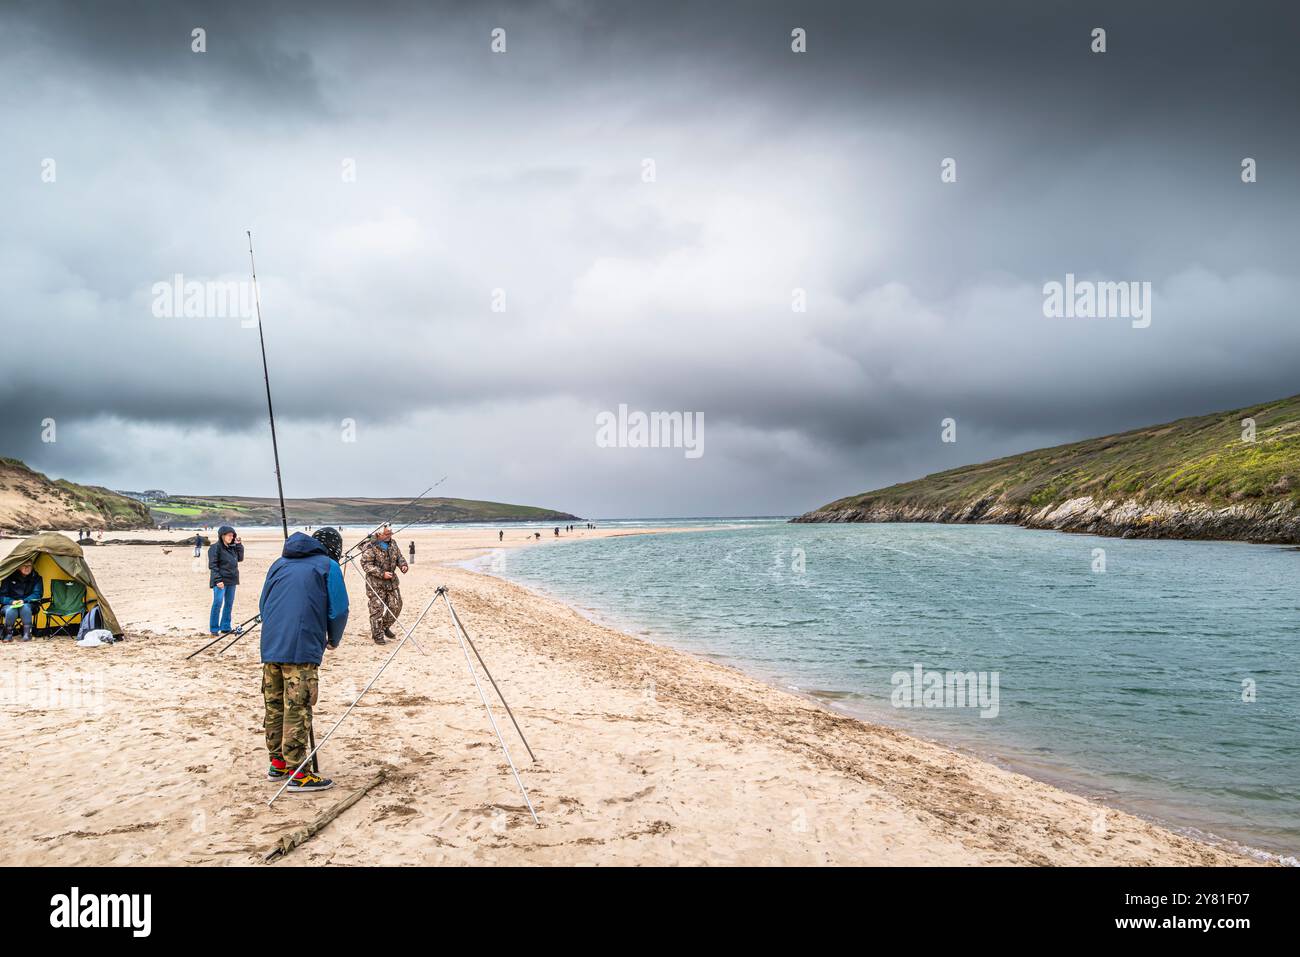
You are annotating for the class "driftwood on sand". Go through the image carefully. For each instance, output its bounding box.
[98,536,210,546]
[263,771,387,863]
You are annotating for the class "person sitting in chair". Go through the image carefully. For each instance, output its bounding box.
[1,561,43,642]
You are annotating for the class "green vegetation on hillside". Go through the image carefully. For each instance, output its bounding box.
[813,394,1300,515]
[0,457,153,530]
[147,494,580,527]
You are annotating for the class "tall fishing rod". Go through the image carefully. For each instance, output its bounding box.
[197,477,429,660]
[371,478,445,537]
[247,229,290,541]
[340,476,448,566]
[344,485,432,557]
[247,231,315,771]
[385,488,449,538]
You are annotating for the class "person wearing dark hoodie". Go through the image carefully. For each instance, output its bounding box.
[258,527,349,793]
[207,525,244,635]
[1,560,42,642]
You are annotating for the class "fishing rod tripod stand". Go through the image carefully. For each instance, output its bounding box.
[264,585,540,824]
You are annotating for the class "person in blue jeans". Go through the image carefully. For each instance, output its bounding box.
[208,525,244,634]
[1,560,42,641]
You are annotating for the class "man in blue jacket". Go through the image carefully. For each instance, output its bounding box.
[259,527,349,793]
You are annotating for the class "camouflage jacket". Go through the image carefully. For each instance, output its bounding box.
[360,539,407,581]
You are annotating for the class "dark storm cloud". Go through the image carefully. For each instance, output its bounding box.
[19,1,1300,118]
[7,0,330,113]
[2,0,1298,514]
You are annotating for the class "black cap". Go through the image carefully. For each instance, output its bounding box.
[312,526,343,562]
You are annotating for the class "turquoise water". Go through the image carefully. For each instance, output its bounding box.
[481,521,1300,860]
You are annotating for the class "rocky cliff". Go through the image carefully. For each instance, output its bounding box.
[795,394,1300,544]
[795,494,1300,543]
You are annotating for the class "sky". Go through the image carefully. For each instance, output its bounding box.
[2,0,1297,518]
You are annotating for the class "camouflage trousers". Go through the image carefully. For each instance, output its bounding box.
[262,662,319,767]
[367,581,402,639]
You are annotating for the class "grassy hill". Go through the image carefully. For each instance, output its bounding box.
[0,458,154,533]
[148,494,580,528]
[795,393,1300,543]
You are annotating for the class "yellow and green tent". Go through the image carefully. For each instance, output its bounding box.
[0,532,122,637]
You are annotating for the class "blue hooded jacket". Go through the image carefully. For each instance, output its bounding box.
[259,533,349,665]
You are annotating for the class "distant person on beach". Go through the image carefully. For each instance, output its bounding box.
[534,532,540,541]
[498,530,503,542]
[360,525,408,644]
[207,525,244,635]
[408,540,415,565]
[258,527,348,794]
[1,560,42,642]
[193,532,202,558]
[554,527,560,537]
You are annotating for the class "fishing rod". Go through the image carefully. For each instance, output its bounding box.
[248,232,313,767]
[346,481,438,552]
[340,476,448,567]
[189,489,414,662]
[216,616,261,655]
[184,611,263,660]
[247,229,290,541]
[269,590,443,806]
[385,488,449,537]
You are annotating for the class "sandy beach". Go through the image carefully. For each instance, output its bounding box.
[0,526,1259,866]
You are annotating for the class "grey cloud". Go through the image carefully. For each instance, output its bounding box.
[2,0,1298,515]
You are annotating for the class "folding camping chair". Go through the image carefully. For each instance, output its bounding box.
[39,579,98,638]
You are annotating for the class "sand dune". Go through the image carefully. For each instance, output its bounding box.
[0,526,1257,866]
